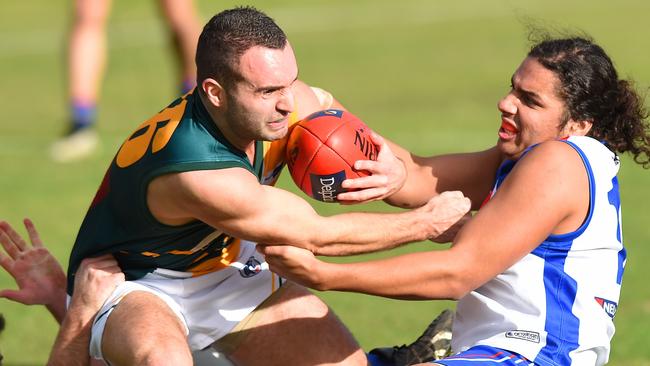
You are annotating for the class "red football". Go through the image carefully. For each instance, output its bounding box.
[286,109,377,202]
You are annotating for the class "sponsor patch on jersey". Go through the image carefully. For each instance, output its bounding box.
[505,330,540,343]
[310,170,346,202]
[595,297,618,318]
[239,256,263,278]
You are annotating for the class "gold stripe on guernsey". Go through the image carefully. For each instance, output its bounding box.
[261,108,300,186]
[271,272,277,292]
[187,238,241,277]
[191,251,209,263]
[141,251,161,258]
[167,229,226,256]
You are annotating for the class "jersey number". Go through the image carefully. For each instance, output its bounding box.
[116,97,187,168]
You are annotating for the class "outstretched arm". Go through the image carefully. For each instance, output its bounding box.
[47,255,124,366]
[262,141,589,299]
[148,168,471,257]
[0,219,67,323]
[339,139,503,209]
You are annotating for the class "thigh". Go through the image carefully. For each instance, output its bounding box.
[101,290,192,366]
[216,282,367,366]
[425,345,535,366]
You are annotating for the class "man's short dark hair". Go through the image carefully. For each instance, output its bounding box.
[196,6,288,87]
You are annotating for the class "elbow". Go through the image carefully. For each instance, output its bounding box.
[446,266,478,300]
[426,269,474,301]
[445,277,473,300]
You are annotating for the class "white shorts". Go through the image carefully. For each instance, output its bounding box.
[87,241,283,361]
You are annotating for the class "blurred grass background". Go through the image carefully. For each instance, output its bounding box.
[1,0,649,364]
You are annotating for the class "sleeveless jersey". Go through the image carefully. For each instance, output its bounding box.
[66,90,299,293]
[452,136,625,366]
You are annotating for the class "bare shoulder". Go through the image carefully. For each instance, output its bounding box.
[492,140,590,209]
[517,140,586,176]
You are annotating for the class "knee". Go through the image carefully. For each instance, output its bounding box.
[133,347,193,366]
[281,283,331,318]
[108,337,192,366]
[73,0,110,28]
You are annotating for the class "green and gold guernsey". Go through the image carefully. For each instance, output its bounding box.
[66,90,291,294]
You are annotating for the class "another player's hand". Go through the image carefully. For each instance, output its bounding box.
[258,245,328,290]
[337,132,406,204]
[69,255,124,315]
[0,219,67,307]
[417,191,472,243]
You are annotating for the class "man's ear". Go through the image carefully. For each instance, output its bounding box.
[564,119,593,136]
[201,78,226,108]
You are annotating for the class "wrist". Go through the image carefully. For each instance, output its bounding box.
[315,261,343,292]
[66,298,103,322]
[45,290,69,324]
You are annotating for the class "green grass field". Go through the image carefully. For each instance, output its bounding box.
[1,0,649,364]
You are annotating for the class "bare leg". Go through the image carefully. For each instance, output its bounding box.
[102,291,193,366]
[220,283,368,366]
[157,0,201,90]
[68,0,111,107]
[51,0,110,162]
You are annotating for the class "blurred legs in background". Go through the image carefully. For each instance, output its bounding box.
[50,0,201,163]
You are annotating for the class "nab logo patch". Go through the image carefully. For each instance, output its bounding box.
[239,256,263,278]
[310,170,346,202]
[595,297,618,318]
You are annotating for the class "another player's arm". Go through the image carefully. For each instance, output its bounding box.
[342,140,503,210]
[387,144,503,209]
[264,141,588,298]
[0,219,67,323]
[148,168,470,256]
[47,255,124,366]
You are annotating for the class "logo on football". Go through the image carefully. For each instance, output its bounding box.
[310,170,346,202]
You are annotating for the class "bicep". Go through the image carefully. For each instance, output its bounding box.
[180,168,321,245]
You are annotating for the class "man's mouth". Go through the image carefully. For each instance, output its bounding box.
[498,118,518,140]
[268,118,288,130]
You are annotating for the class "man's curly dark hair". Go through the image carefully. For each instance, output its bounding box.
[528,36,650,168]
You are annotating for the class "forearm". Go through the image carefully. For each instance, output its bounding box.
[386,147,503,210]
[309,210,433,256]
[46,305,95,366]
[210,183,437,255]
[314,251,466,300]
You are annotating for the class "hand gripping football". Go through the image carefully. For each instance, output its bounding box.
[286,109,377,202]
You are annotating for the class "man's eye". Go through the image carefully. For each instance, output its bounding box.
[522,96,539,107]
